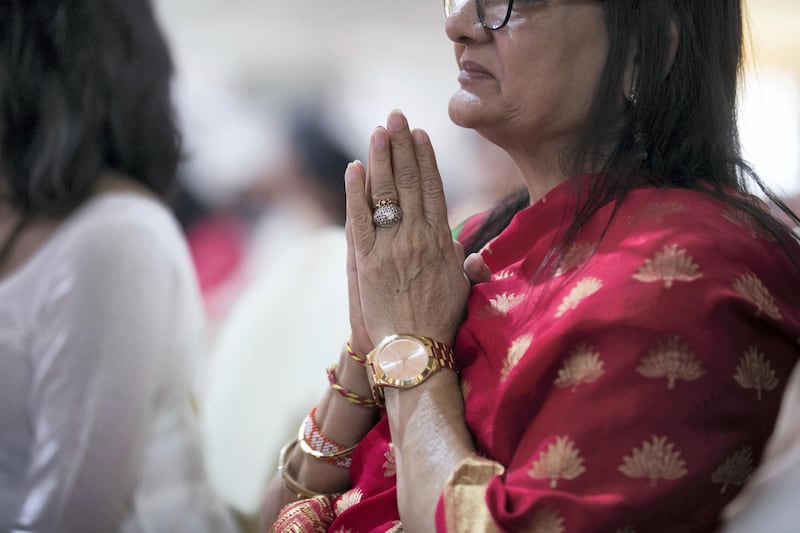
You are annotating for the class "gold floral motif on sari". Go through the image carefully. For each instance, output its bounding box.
[501,334,533,382]
[478,292,527,320]
[732,273,782,320]
[386,521,403,532]
[712,446,754,494]
[492,269,515,281]
[632,244,702,289]
[527,506,566,533]
[554,277,603,318]
[529,436,587,488]
[618,436,688,486]
[554,242,596,277]
[722,208,777,241]
[335,488,363,515]
[628,201,687,224]
[554,343,605,391]
[636,336,705,389]
[734,346,779,399]
[461,379,472,401]
[382,443,396,477]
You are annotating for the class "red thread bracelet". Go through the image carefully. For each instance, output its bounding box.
[345,336,367,366]
[326,364,376,407]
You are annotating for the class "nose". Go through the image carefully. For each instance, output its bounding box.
[444,0,490,44]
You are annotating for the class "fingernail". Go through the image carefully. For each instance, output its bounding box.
[412,129,428,146]
[373,128,388,149]
[387,110,405,132]
[481,262,492,279]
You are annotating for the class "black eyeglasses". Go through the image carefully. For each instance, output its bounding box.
[444,0,604,31]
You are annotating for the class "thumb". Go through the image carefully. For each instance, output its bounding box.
[464,252,491,284]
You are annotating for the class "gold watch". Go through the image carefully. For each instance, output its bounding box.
[366,334,458,407]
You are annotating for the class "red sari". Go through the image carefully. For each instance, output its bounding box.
[276,178,800,532]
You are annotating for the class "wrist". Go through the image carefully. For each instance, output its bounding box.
[366,334,458,407]
[335,344,372,399]
[384,370,471,455]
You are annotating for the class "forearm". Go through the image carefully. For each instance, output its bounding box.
[385,370,475,533]
[260,343,378,528]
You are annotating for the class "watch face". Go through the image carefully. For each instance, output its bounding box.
[378,337,432,383]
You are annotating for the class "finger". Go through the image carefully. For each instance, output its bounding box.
[345,219,371,354]
[386,109,424,220]
[411,128,448,227]
[367,126,399,210]
[345,160,375,256]
[464,252,492,284]
[345,220,360,315]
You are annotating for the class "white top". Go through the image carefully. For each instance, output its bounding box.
[202,225,350,515]
[0,193,237,533]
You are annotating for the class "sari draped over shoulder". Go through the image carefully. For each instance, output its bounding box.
[272,177,800,533]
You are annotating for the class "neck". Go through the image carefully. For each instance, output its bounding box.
[496,135,613,204]
[499,141,571,204]
[477,126,582,205]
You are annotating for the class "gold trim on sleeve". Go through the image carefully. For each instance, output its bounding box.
[442,455,505,533]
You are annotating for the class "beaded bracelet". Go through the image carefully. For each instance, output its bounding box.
[277,439,341,499]
[297,406,357,468]
[345,336,367,366]
[326,364,377,407]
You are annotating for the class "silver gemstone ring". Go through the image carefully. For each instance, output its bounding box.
[372,199,403,229]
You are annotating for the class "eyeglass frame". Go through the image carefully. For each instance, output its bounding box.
[444,0,605,31]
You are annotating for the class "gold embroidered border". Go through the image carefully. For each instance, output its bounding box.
[442,455,505,533]
[269,495,335,533]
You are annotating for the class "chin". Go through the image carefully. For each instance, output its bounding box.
[448,90,487,130]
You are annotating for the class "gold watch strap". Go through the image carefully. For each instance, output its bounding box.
[430,338,457,373]
[369,335,458,407]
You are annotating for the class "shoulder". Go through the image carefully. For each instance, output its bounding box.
[34,191,198,304]
[57,192,190,266]
[558,187,800,349]
[597,188,800,286]
[545,186,800,347]
[71,191,181,239]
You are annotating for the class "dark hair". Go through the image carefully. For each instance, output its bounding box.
[464,1,800,263]
[289,110,352,226]
[0,0,180,215]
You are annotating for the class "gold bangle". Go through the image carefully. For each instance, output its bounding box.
[277,440,340,499]
[297,410,358,460]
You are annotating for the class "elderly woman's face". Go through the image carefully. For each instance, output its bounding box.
[446,0,609,152]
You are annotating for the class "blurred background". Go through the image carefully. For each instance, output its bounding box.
[148,0,800,528]
[151,0,800,323]
[152,0,800,205]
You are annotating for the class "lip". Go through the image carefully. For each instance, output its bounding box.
[458,60,494,82]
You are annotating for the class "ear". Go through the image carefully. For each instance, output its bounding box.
[622,38,639,103]
[663,18,680,78]
[622,19,681,101]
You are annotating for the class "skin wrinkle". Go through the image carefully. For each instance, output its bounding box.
[448,2,610,202]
